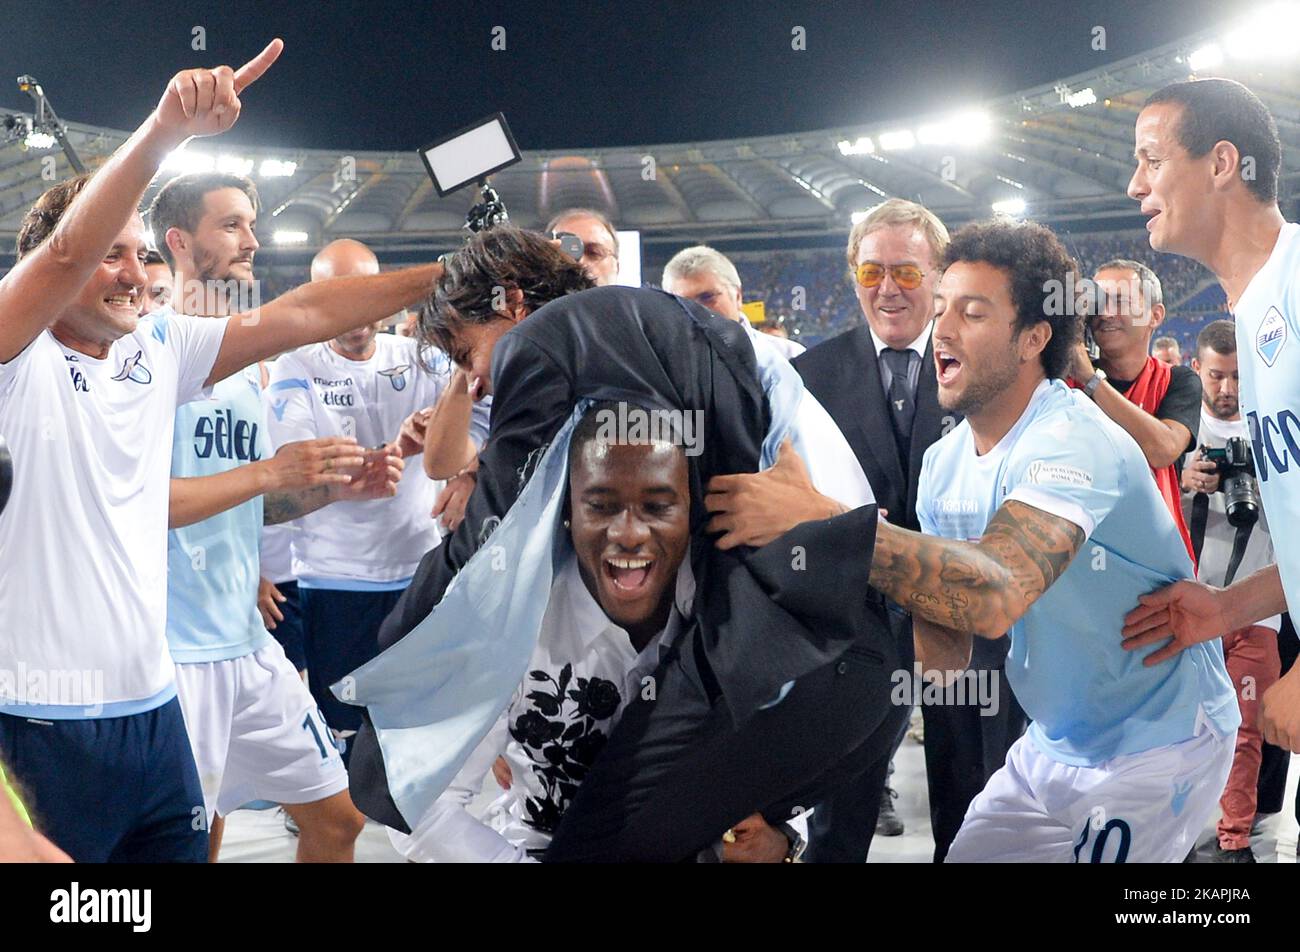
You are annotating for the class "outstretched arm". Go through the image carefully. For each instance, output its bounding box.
[0,40,283,363]
[168,436,365,529]
[869,502,1084,638]
[208,265,439,386]
[1122,564,1287,665]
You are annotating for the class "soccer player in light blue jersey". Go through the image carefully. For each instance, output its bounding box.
[1119,79,1300,754]
[709,218,1239,862]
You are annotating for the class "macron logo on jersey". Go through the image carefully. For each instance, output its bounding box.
[1256,307,1288,367]
[379,364,411,391]
[111,350,152,385]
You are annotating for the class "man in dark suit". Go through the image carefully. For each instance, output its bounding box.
[793,199,1026,862]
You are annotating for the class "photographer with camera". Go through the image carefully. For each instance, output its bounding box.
[1180,320,1278,863]
[1070,259,1202,559]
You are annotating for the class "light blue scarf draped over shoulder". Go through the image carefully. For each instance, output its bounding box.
[336,334,806,829]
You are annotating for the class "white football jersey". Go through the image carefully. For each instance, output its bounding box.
[264,335,487,585]
[0,309,228,716]
[1233,222,1300,616]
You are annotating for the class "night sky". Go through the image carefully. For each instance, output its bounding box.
[1,0,1241,153]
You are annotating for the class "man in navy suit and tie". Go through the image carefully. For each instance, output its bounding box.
[793,199,1026,862]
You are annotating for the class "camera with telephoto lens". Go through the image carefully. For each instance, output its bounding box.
[0,433,12,517]
[1200,436,1261,528]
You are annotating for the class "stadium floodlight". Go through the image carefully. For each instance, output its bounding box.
[273,230,309,245]
[161,147,215,175]
[1224,2,1300,60]
[1066,87,1097,108]
[991,198,1026,216]
[418,112,521,197]
[850,209,873,225]
[259,158,298,178]
[879,129,916,152]
[23,131,56,149]
[917,111,992,146]
[1188,43,1224,71]
[217,155,254,177]
[837,136,875,156]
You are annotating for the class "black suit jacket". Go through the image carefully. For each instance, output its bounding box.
[793,325,947,533]
[350,286,887,829]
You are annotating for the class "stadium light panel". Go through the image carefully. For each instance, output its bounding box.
[161,148,215,175]
[23,131,56,149]
[837,136,875,156]
[1188,43,1223,71]
[273,230,309,245]
[1225,3,1300,60]
[918,111,992,146]
[1066,87,1097,108]
[259,159,298,178]
[217,155,254,177]
[879,130,915,152]
[991,198,1026,216]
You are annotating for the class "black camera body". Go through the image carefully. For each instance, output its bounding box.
[464,182,510,234]
[0,433,11,517]
[1201,436,1261,528]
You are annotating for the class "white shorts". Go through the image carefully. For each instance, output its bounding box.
[946,721,1234,863]
[175,641,348,822]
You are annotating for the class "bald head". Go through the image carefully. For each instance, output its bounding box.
[311,239,379,281]
[314,239,384,359]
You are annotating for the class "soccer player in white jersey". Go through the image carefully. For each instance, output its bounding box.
[1119,79,1300,753]
[0,40,442,862]
[265,240,489,761]
[708,218,1239,862]
[151,175,404,862]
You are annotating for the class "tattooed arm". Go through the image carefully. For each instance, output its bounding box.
[262,447,405,525]
[913,616,974,677]
[263,486,333,525]
[870,501,1085,639]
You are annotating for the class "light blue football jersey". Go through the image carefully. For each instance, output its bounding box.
[166,364,272,663]
[918,378,1239,766]
[1234,222,1300,618]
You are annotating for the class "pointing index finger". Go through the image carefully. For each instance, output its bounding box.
[233,38,284,93]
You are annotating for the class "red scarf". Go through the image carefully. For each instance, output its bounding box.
[1072,357,1196,566]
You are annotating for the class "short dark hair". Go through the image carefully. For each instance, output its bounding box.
[16,173,94,260]
[143,249,169,268]
[147,172,261,267]
[420,226,593,358]
[942,219,1081,380]
[1144,79,1281,204]
[1196,319,1237,358]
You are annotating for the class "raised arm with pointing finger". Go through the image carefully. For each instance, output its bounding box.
[0,39,285,363]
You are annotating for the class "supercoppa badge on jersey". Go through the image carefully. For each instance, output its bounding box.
[1256,306,1288,367]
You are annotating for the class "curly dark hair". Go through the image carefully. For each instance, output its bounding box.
[419,226,594,362]
[942,219,1081,379]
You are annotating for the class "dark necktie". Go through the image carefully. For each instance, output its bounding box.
[881,347,916,459]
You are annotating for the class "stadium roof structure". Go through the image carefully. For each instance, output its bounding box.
[2,14,1299,257]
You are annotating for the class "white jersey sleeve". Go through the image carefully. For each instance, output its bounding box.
[1002,413,1126,538]
[151,310,230,406]
[263,351,320,448]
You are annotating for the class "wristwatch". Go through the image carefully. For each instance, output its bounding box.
[778,821,808,863]
[1082,367,1107,399]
